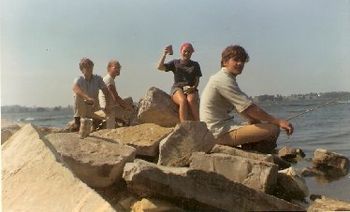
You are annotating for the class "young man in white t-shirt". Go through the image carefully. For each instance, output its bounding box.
[200,45,294,153]
[99,59,133,128]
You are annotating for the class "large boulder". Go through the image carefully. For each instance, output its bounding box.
[46,133,136,188]
[211,144,274,163]
[275,167,309,201]
[137,87,179,127]
[91,123,173,157]
[210,144,290,170]
[190,152,278,193]
[123,159,304,211]
[2,124,115,211]
[115,97,138,126]
[158,121,215,167]
[312,148,349,176]
[308,195,350,211]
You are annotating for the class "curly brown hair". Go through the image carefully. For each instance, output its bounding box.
[79,57,94,71]
[221,45,249,67]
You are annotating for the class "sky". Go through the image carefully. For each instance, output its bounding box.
[1,0,349,107]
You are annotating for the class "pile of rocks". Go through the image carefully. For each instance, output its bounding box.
[2,87,350,211]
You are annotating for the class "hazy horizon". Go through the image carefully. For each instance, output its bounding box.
[2,0,349,107]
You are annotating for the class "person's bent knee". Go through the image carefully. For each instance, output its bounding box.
[269,124,280,139]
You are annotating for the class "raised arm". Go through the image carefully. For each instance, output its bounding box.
[241,104,294,135]
[157,46,172,71]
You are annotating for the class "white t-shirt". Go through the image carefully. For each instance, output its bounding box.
[99,73,115,109]
[200,68,253,138]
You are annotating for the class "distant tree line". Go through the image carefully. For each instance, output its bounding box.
[253,91,350,103]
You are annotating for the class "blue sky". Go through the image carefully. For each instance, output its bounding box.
[1,0,349,107]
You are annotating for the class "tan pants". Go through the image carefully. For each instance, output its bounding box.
[215,123,280,153]
[105,108,116,129]
[74,96,99,118]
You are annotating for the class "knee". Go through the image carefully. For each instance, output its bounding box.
[177,96,188,107]
[269,124,280,139]
[187,95,198,106]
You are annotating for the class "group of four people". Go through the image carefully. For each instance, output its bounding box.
[73,43,293,153]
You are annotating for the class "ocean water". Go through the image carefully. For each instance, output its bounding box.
[2,101,350,201]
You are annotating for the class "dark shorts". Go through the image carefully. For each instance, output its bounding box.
[170,86,198,96]
[170,86,183,96]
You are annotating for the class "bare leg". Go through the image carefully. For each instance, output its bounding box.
[172,90,189,122]
[187,91,200,121]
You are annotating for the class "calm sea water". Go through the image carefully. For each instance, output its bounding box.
[2,101,350,201]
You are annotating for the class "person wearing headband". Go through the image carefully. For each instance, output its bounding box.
[157,42,202,121]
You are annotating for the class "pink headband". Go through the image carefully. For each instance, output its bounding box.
[180,42,194,52]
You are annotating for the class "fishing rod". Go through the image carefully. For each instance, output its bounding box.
[286,98,341,121]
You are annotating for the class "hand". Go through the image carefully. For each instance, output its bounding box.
[164,45,172,56]
[84,97,95,106]
[183,86,196,94]
[278,119,294,136]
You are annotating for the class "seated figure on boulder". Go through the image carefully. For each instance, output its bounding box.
[200,45,294,153]
[72,57,109,131]
[157,43,202,121]
[99,59,133,129]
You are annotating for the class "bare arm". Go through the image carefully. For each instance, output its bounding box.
[241,104,294,135]
[72,84,94,104]
[107,84,132,110]
[157,46,172,71]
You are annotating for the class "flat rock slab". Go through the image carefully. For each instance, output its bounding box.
[123,159,304,211]
[137,87,179,127]
[275,167,309,201]
[308,196,350,211]
[190,152,278,193]
[158,121,215,167]
[46,133,136,187]
[211,144,274,163]
[2,124,115,211]
[92,123,173,157]
[313,148,349,175]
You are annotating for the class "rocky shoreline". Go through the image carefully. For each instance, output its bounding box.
[2,87,350,211]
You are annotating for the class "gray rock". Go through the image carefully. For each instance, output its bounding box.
[91,123,173,157]
[46,133,136,188]
[275,167,309,201]
[123,159,304,211]
[308,195,350,211]
[210,144,290,170]
[211,144,274,163]
[137,87,179,127]
[158,121,215,167]
[272,154,292,170]
[1,124,21,144]
[278,146,305,162]
[312,148,349,176]
[115,97,138,126]
[2,124,115,211]
[190,152,278,193]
